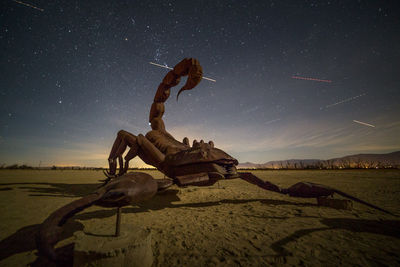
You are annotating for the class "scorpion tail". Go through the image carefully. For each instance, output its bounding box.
[36,193,102,262]
[150,58,203,131]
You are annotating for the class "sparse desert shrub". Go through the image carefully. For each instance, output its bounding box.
[6,164,19,169]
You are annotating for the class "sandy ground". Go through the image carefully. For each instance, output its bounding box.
[0,169,399,266]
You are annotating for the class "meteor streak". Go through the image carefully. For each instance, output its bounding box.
[353,120,375,128]
[150,62,216,82]
[12,0,44,11]
[324,93,366,109]
[291,75,332,83]
[265,118,281,125]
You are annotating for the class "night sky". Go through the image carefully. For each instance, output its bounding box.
[1,0,400,167]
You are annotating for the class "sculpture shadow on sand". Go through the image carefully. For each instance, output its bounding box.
[270,218,400,258]
[0,181,399,266]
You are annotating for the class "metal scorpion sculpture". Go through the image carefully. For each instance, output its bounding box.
[36,58,395,262]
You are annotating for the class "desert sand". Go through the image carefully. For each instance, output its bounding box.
[0,169,399,266]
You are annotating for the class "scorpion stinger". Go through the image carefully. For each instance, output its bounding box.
[175,58,203,100]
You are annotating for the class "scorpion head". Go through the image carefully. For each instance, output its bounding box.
[164,138,239,179]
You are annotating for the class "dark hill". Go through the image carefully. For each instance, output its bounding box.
[238,151,400,169]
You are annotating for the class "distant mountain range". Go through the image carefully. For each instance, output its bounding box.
[238,151,400,169]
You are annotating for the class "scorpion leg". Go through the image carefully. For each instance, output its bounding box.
[115,140,126,176]
[106,131,165,180]
[121,145,139,175]
[136,134,165,170]
[238,172,282,193]
[107,130,138,177]
[238,172,395,216]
